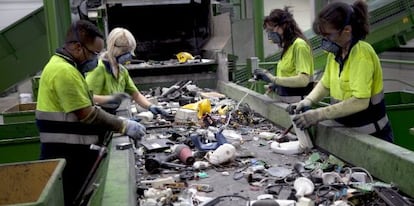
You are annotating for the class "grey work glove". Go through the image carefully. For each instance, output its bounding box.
[253,69,276,83]
[148,104,169,116]
[100,92,131,111]
[108,92,130,104]
[123,119,146,140]
[293,109,326,130]
[287,98,313,114]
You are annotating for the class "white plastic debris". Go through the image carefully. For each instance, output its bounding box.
[270,141,302,155]
[205,143,236,165]
[294,177,315,198]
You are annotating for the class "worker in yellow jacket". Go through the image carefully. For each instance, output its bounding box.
[291,1,394,143]
[254,7,314,103]
[85,27,167,116]
[36,20,146,205]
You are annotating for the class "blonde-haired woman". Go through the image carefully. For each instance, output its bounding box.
[86,27,167,116]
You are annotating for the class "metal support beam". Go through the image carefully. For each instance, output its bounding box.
[43,0,71,55]
[252,0,264,61]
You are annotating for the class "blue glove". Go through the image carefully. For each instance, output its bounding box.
[124,119,146,140]
[148,105,169,116]
[253,69,275,83]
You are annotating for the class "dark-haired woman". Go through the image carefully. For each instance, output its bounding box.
[292,1,394,142]
[254,7,314,103]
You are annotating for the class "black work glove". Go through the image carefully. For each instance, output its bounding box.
[148,104,169,116]
[253,69,276,83]
[99,93,131,114]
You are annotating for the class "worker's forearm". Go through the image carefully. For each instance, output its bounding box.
[133,92,152,109]
[306,81,329,103]
[274,73,310,87]
[319,97,369,120]
[93,94,112,105]
[79,106,124,132]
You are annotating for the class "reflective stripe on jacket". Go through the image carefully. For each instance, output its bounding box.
[36,111,104,145]
[333,91,389,134]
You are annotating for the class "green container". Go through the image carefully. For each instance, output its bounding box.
[0,102,40,164]
[0,102,36,124]
[0,158,66,206]
[385,91,414,151]
[0,135,40,164]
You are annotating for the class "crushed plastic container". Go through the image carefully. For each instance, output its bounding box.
[0,158,66,206]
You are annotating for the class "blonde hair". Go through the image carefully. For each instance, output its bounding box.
[103,27,136,70]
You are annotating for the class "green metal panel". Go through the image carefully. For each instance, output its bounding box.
[384,91,414,151]
[0,8,49,93]
[0,102,39,164]
[42,0,71,56]
[88,143,111,206]
[0,0,71,93]
[0,122,40,164]
[252,0,264,61]
[314,124,414,198]
[0,122,39,139]
[0,137,40,164]
[90,136,137,206]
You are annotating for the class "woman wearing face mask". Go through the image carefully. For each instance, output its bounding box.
[291,1,394,143]
[86,28,168,116]
[254,7,314,103]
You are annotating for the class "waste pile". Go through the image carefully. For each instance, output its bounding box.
[127,81,413,206]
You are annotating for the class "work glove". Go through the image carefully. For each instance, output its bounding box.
[123,119,146,140]
[101,92,131,110]
[267,83,278,92]
[109,92,131,104]
[287,98,313,114]
[253,69,276,83]
[148,104,169,116]
[293,109,326,130]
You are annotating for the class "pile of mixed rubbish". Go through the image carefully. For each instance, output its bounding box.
[125,80,413,206]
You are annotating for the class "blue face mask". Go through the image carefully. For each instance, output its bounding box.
[116,52,133,65]
[79,56,98,73]
[321,38,341,56]
[267,31,282,44]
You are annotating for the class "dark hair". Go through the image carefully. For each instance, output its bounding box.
[263,6,308,57]
[312,0,369,40]
[65,20,104,45]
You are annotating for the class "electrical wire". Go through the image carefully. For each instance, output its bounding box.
[219,82,256,132]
